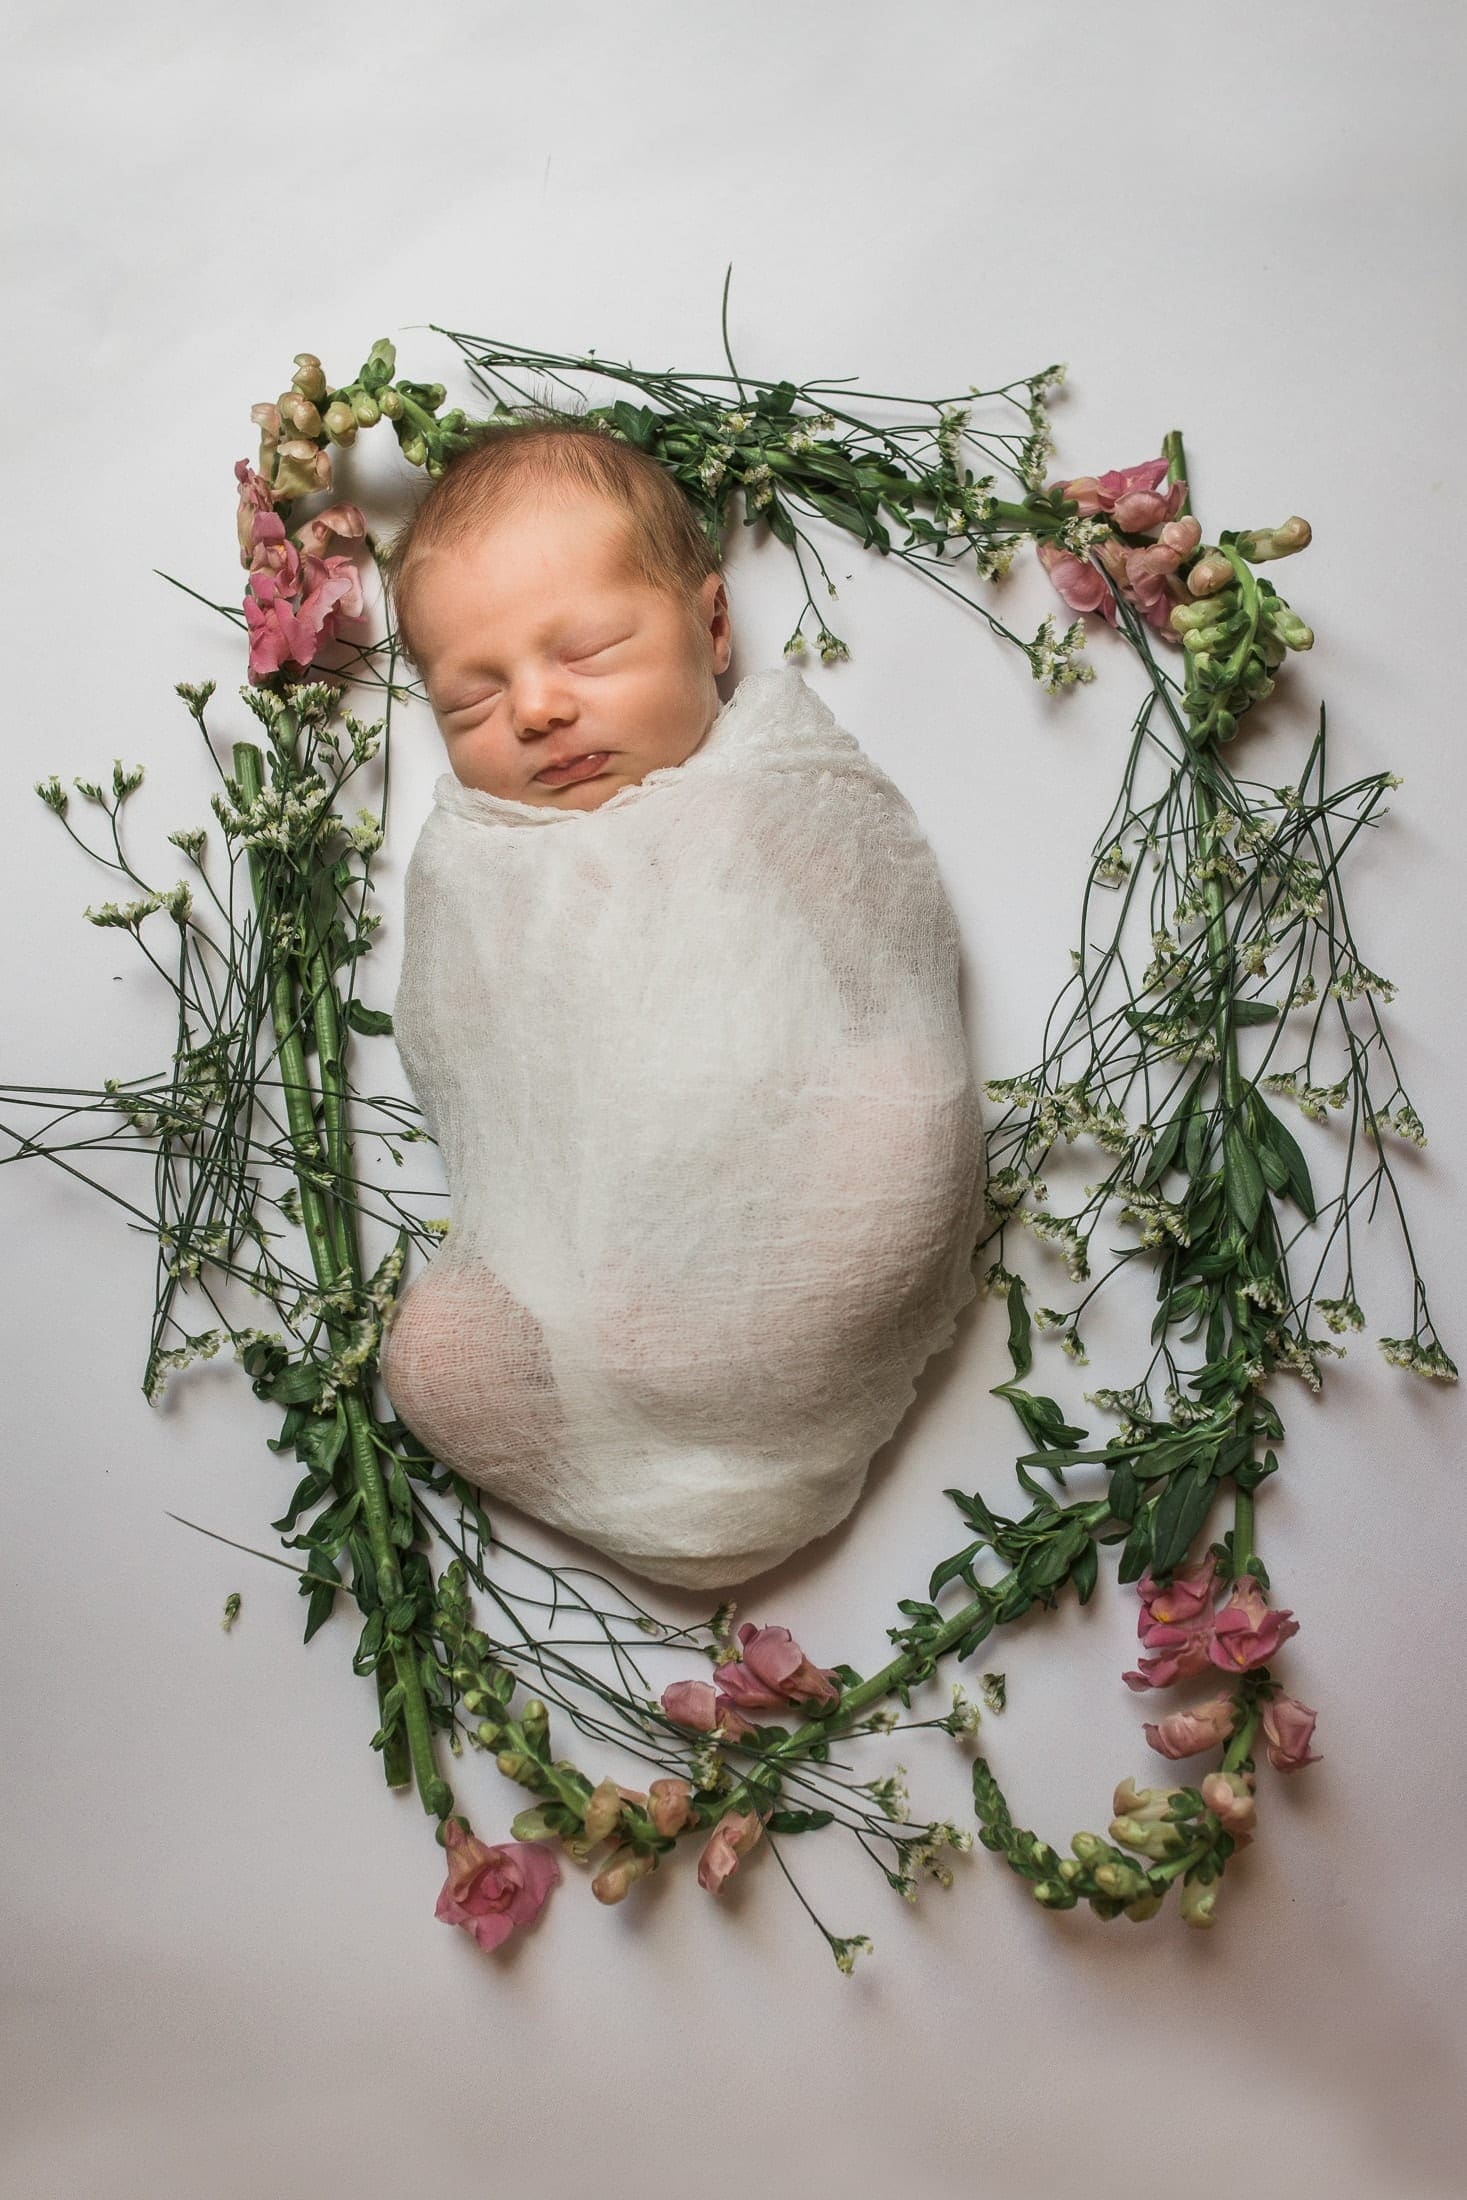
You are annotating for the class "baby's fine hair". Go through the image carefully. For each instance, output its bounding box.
[380,409,724,673]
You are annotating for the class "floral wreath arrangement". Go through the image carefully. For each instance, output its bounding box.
[7,278,1457,1973]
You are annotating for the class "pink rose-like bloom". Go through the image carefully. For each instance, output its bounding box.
[1260,1693,1323,1771]
[1143,1690,1238,1759]
[1136,1551,1219,1635]
[1123,1611,1217,1692]
[697,1808,766,1895]
[434,1817,560,1953]
[1207,1577,1300,1674]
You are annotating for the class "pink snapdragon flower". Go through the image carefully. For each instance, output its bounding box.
[718,1622,843,1712]
[1122,1611,1218,1692]
[660,1620,841,1740]
[697,1808,766,1894]
[1207,1577,1300,1674]
[234,459,277,568]
[1260,1692,1323,1771]
[239,496,368,684]
[434,1817,560,1953]
[659,1677,759,1743]
[1143,1690,1238,1759]
[1036,539,1117,623]
[1039,459,1199,635]
[646,1777,695,1836]
[1136,1553,1219,1635]
[1052,457,1188,532]
[1201,1769,1258,1848]
[591,1847,658,1905]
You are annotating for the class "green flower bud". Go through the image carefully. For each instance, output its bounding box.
[1093,1859,1146,1902]
[351,390,382,427]
[475,1719,504,1748]
[521,1697,550,1748]
[426,458,447,481]
[323,400,358,445]
[1171,593,1240,635]
[401,434,428,467]
[1069,1831,1107,1863]
[1123,1891,1165,1922]
[1180,1876,1219,1929]
[496,1748,531,1781]
[510,1805,569,1843]
[1032,1879,1078,1909]
[1237,516,1311,562]
[292,353,328,403]
[1109,1813,1186,1860]
[379,387,405,421]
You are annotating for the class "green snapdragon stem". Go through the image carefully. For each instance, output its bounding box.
[1162,429,1255,1581]
[235,736,441,1814]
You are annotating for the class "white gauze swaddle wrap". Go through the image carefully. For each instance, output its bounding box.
[381,663,986,1591]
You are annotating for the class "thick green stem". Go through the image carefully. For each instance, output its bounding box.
[235,733,444,1815]
[1162,434,1261,1579]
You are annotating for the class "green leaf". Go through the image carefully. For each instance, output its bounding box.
[1072,1540,1099,1606]
[990,1385,1088,1451]
[1231,1000,1279,1026]
[1250,1095,1318,1222]
[343,998,393,1037]
[1150,1460,1217,1576]
[766,1808,835,1836]
[1222,1124,1266,1232]
[929,1537,987,1600]
[1005,1276,1033,1381]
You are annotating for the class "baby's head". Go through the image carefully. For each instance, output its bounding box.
[383,414,732,811]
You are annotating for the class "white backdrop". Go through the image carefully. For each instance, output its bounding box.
[4,4,1464,2195]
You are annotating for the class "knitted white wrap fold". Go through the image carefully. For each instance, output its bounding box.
[381,664,985,1591]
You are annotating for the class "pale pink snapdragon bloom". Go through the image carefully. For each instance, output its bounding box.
[1201,1769,1258,1847]
[1143,1690,1238,1759]
[658,1677,758,1743]
[717,1621,842,1712]
[697,1808,766,1894]
[1260,1693,1323,1770]
[1052,457,1188,531]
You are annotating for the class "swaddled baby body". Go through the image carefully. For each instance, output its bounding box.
[378,419,985,1591]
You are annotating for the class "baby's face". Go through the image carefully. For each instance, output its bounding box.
[412,486,732,811]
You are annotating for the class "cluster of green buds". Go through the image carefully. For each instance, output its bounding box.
[255,339,480,497]
[1170,516,1314,749]
[974,1756,1236,1927]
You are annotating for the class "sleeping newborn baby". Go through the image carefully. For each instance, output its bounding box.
[378,415,986,1592]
